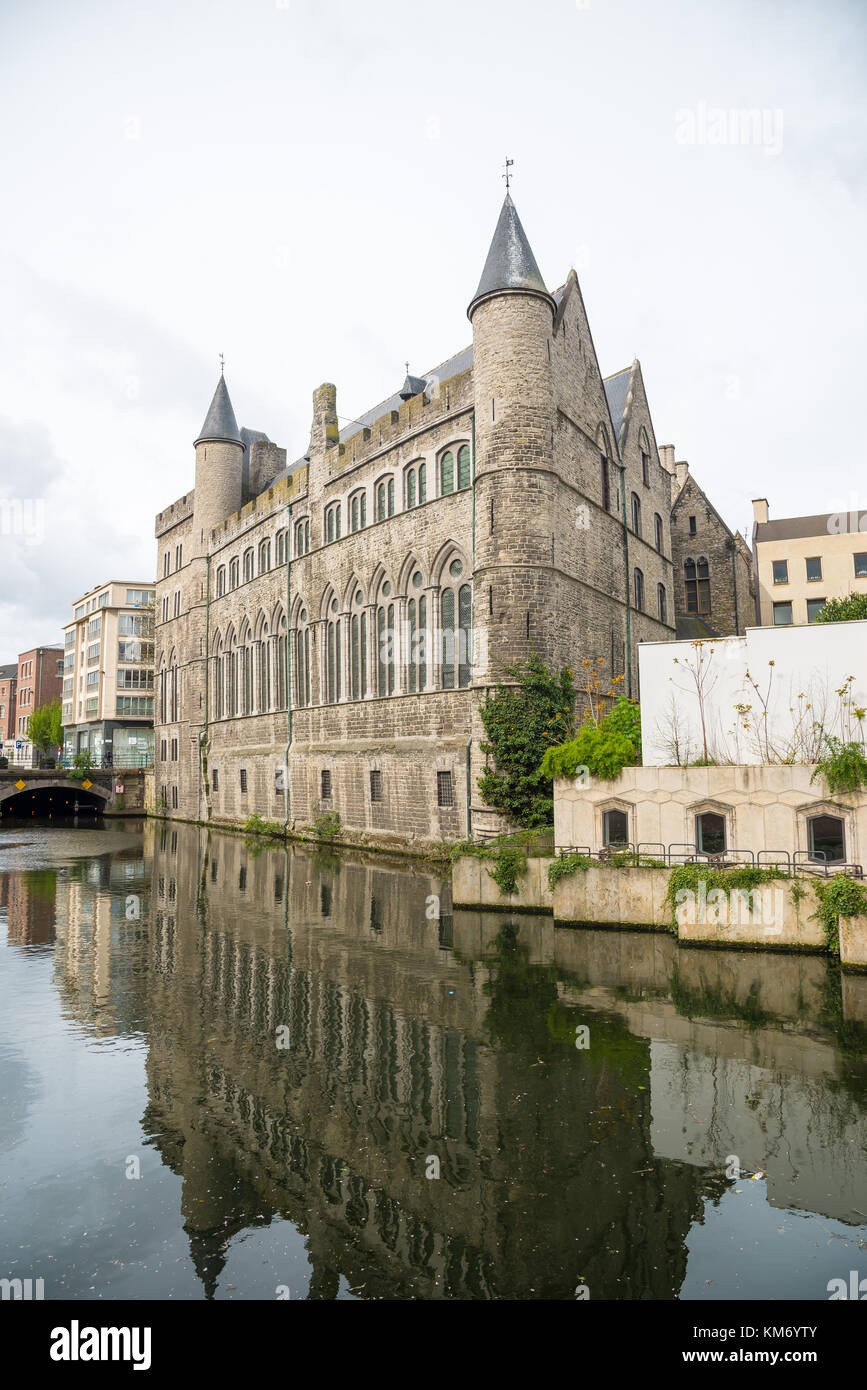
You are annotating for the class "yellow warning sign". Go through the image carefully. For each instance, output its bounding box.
[81,779,93,791]
[15,779,26,791]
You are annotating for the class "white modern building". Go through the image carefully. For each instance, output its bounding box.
[62,581,156,767]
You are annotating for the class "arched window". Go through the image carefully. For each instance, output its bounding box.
[376,481,387,522]
[685,557,710,614]
[158,658,167,724]
[440,561,472,689]
[216,566,226,598]
[457,443,471,490]
[654,513,664,554]
[657,583,667,623]
[295,610,311,708]
[238,625,253,714]
[377,586,395,695]
[326,504,341,543]
[213,635,224,719]
[387,477,394,516]
[259,540,271,573]
[633,567,644,611]
[275,614,287,710]
[257,620,271,712]
[226,627,237,716]
[326,598,342,703]
[631,492,641,535]
[418,461,427,504]
[275,530,287,565]
[407,573,428,693]
[406,468,416,509]
[295,519,309,556]
[350,492,366,532]
[243,549,254,583]
[169,651,179,722]
[229,558,239,590]
[600,454,610,511]
[440,450,455,496]
[350,593,368,701]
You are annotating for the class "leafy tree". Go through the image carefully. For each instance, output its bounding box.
[814,593,867,623]
[477,655,575,828]
[27,699,62,755]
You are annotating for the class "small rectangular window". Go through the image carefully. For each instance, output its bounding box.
[240,768,248,793]
[369,769,382,803]
[437,770,454,807]
[807,598,826,623]
[805,556,822,582]
[171,785,178,809]
[688,515,696,536]
[854,553,867,578]
[171,737,178,761]
[772,559,788,584]
[212,768,219,791]
[773,601,793,626]
[321,769,332,799]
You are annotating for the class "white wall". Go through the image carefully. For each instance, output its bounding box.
[639,620,867,766]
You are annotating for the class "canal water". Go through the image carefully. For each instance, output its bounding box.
[1,818,866,1301]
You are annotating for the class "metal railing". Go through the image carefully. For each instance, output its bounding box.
[57,753,153,771]
[554,841,863,878]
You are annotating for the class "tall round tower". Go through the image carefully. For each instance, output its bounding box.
[192,374,244,553]
[469,193,558,675]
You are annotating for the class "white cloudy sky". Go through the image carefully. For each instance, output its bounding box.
[1,0,865,658]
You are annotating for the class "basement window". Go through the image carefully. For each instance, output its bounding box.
[808,815,845,864]
[603,809,629,847]
[240,768,248,793]
[695,812,726,856]
[369,770,382,803]
[437,771,454,807]
[321,769,332,799]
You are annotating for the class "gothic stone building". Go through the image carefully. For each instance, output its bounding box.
[665,448,754,639]
[154,194,698,848]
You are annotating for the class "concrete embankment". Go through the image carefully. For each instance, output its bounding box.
[451,855,867,968]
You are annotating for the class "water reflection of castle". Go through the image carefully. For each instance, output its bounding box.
[37,822,867,1298]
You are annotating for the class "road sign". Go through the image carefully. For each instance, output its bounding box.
[14,779,26,791]
[81,779,93,791]
[115,783,124,794]
[15,740,22,749]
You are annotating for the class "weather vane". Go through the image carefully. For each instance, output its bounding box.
[502,157,514,191]
[219,352,225,376]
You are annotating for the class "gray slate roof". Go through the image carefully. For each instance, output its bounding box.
[468,193,551,316]
[195,375,243,447]
[755,513,849,543]
[603,367,631,445]
[0,662,17,680]
[338,344,474,445]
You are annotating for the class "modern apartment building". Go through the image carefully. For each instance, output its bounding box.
[61,581,156,766]
[752,499,867,626]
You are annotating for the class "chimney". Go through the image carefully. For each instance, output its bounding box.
[674,460,689,491]
[752,498,769,525]
[658,444,675,473]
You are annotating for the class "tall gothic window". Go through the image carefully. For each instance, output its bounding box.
[350,592,367,700]
[243,549,254,582]
[326,601,342,703]
[600,454,610,511]
[406,468,416,509]
[407,582,428,693]
[213,635,224,719]
[216,566,226,597]
[229,558,239,590]
[440,563,471,689]
[275,530,287,565]
[276,616,287,709]
[657,583,667,623]
[377,594,395,695]
[440,450,454,495]
[685,557,711,614]
[418,462,427,503]
[457,443,471,490]
[295,612,310,708]
[631,492,641,535]
[654,513,664,554]
[259,540,271,573]
[633,567,645,612]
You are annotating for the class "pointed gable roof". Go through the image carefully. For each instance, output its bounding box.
[194,375,243,448]
[603,366,633,451]
[468,193,554,319]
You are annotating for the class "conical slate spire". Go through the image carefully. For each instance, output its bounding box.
[194,374,243,448]
[468,192,553,319]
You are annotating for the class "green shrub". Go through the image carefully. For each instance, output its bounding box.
[477,656,575,828]
[547,853,593,889]
[811,736,867,795]
[451,837,529,896]
[243,813,284,839]
[814,876,867,954]
[664,863,788,935]
[814,593,867,623]
[311,806,342,841]
[540,696,641,782]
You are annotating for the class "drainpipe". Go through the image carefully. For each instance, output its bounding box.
[199,554,211,823]
[467,407,476,840]
[729,538,740,635]
[282,502,293,832]
[620,465,633,698]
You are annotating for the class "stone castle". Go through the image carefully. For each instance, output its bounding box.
[153,193,733,848]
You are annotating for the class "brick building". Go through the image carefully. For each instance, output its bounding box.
[0,663,17,750]
[666,451,754,638]
[13,646,63,762]
[153,193,728,846]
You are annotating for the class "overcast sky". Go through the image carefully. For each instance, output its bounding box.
[1,0,865,658]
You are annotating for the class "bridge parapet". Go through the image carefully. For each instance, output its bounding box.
[0,768,147,814]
